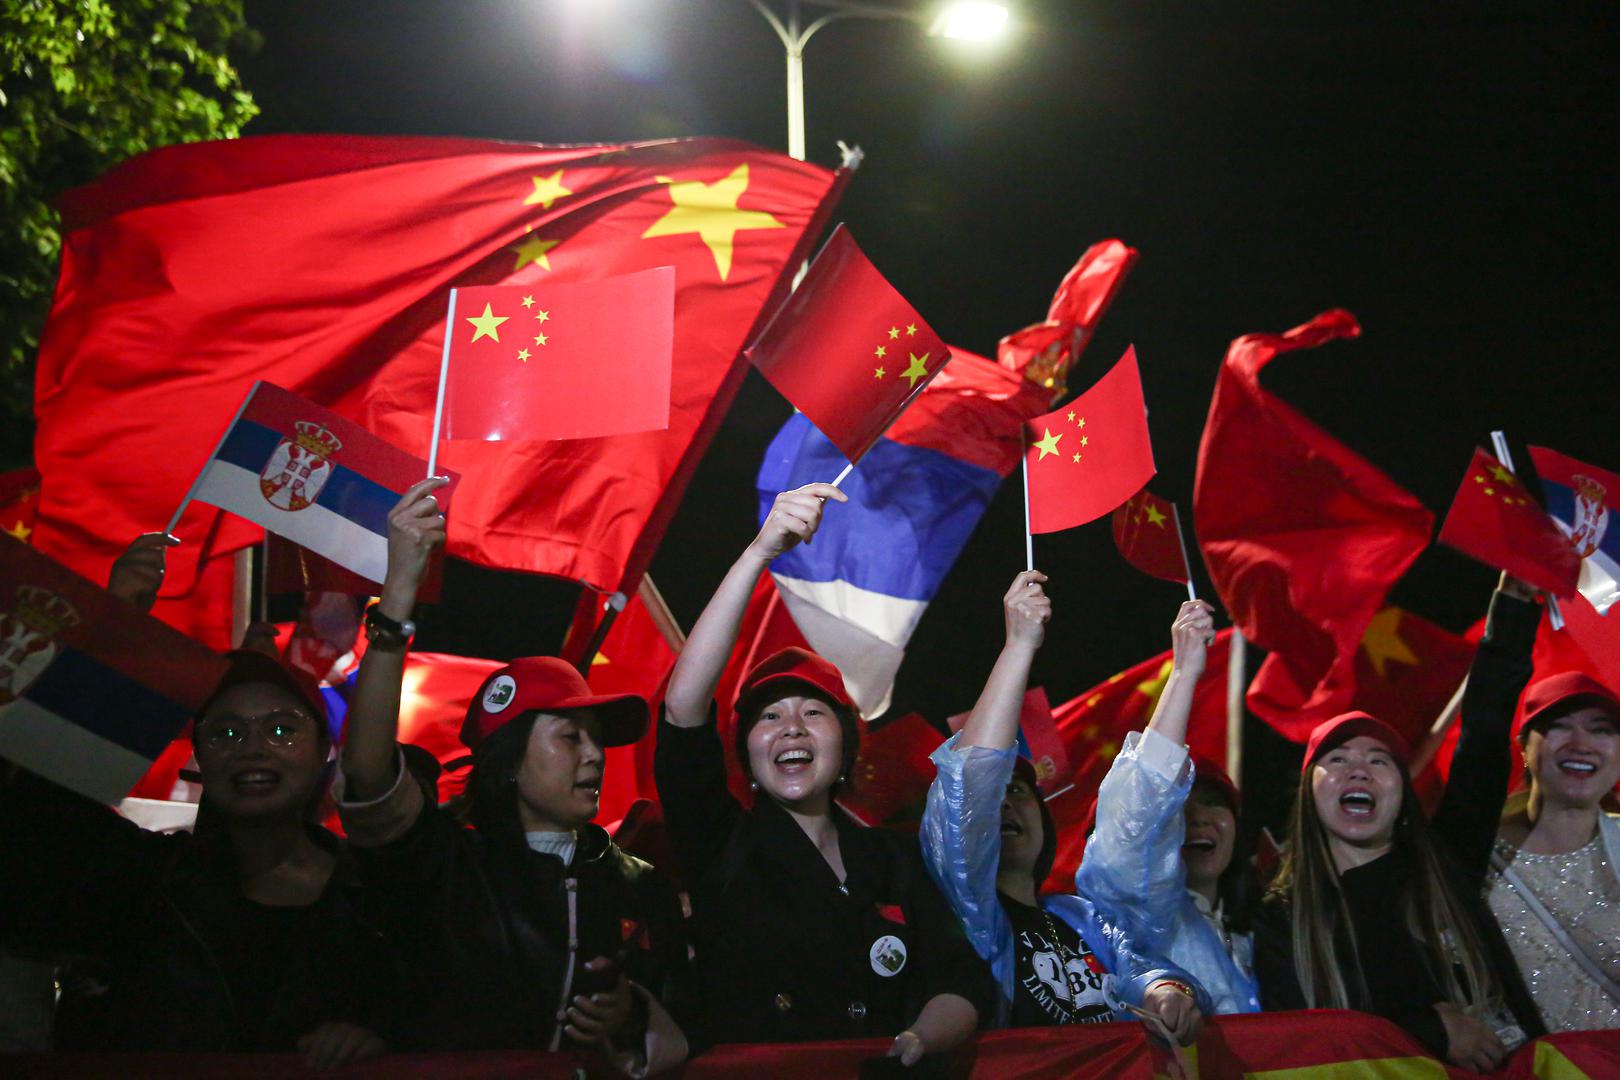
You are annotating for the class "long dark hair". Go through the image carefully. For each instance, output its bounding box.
[453,711,540,842]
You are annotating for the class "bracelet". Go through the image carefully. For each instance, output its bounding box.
[363,604,415,650]
[1154,979,1196,999]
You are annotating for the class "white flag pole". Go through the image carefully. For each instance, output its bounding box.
[426,288,458,480]
[1171,502,1197,602]
[1490,429,1565,630]
[1225,627,1246,789]
[165,382,260,536]
[1021,434,1035,572]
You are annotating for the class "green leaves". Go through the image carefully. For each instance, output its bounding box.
[0,0,259,469]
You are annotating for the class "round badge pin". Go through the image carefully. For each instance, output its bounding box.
[482,674,518,714]
[869,934,907,977]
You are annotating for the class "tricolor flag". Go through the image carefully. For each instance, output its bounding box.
[441,269,675,443]
[1530,446,1620,615]
[185,383,459,585]
[0,535,228,803]
[748,225,951,463]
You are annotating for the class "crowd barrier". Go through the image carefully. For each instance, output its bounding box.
[10,1010,1619,1079]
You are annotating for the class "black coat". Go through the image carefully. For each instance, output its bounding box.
[1254,591,1548,1055]
[0,773,402,1052]
[655,715,995,1049]
[346,798,694,1051]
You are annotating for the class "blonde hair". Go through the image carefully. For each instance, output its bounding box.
[1271,765,1499,1012]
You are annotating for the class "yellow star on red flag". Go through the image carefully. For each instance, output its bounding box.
[901,351,930,389]
[641,164,785,280]
[523,170,573,210]
[1033,428,1063,459]
[465,303,508,343]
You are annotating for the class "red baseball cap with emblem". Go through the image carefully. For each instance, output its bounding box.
[733,646,856,719]
[1302,711,1411,775]
[460,656,648,750]
[1515,671,1620,742]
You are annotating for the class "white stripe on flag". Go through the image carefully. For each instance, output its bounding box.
[1551,519,1620,615]
[0,698,160,805]
[194,460,388,582]
[773,584,906,719]
[771,574,928,649]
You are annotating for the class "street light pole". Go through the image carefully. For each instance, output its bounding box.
[748,0,894,161]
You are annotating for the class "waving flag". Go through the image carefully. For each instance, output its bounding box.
[185,383,460,585]
[1530,446,1620,614]
[1437,447,1580,596]
[0,536,228,803]
[1023,346,1156,534]
[1112,488,1190,585]
[998,239,1139,398]
[441,269,674,443]
[748,226,951,463]
[0,469,40,546]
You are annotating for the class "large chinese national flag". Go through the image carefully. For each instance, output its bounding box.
[1023,346,1156,534]
[33,136,844,604]
[442,270,674,443]
[1193,310,1434,740]
[748,225,951,463]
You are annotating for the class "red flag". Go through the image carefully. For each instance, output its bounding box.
[1112,488,1189,585]
[1438,448,1580,596]
[396,651,504,804]
[998,239,1139,398]
[1527,445,1620,615]
[442,271,674,443]
[586,590,680,829]
[0,468,40,546]
[1023,346,1156,534]
[1353,606,1475,749]
[748,225,951,463]
[33,136,843,604]
[946,687,1073,797]
[836,712,945,827]
[1193,311,1433,740]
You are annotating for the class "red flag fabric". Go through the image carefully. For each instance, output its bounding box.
[0,468,40,546]
[395,651,504,804]
[1111,488,1189,584]
[586,590,679,829]
[1527,445,1620,615]
[946,686,1074,796]
[1353,606,1476,749]
[747,225,951,462]
[33,135,842,603]
[997,239,1139,399]
[1438,448,1581,596]
[442,271,674,443]
[1023,346,1156,534]
[836,712,945,827]
[1193,310,1434,740]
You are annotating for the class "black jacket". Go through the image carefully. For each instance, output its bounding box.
[345,796,693,1051]
[655,714,995,1049]
[0,773,401,1052]
[1254,591,1548,1055]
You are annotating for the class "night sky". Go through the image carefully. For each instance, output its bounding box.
[235,1,1618,824]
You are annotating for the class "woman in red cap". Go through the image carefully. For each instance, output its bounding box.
[1487,670,1620,1031]
[335,478,691,1074]
[1254,576,1547,1073]
[657,484,993,1062]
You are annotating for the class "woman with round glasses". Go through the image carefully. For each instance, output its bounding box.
[0,540,401,1067]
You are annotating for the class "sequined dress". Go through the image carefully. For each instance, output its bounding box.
[1486,834,1620,1031]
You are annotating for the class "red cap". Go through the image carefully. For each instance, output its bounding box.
[1190,754,1241,811]
[1516,671,1620,742]
[1301,711,1411,775]
[733,646,856,719]
[460,656,648,750]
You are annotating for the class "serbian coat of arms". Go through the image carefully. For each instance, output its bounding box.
[0,586,79,705]
[260,420,342,512]
[1570,474,1611,559]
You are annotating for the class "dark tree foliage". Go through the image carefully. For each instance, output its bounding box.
[0,0,259,469]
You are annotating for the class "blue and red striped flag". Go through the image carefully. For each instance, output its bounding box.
[1531,446,1620,615]
[186,383,459,584]
[0,535,229,803]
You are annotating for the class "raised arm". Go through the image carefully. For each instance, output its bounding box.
[956,570,1051,750]
[340,476,448,801]
[1142,600,1215,746]
[662,483,845,728]
[106,532,179,613]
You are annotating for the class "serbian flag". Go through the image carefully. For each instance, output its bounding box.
[185,383,460,585]
[1112,488,1190,585]
[1530,446,1620,614]
[1437,447,1580,597]
[0,535,229,803]
[1023,346,1156,534]
[1194,311,1433,739]
[442,269,674,443]
[748,226,951,463]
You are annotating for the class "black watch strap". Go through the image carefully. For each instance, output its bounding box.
[364,605,413,649]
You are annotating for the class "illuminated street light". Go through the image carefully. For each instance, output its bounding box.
[746,1,1011,160]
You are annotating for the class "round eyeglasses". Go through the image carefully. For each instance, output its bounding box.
[198,711,317,751]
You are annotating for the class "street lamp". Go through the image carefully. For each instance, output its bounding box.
[745,1,1010,160]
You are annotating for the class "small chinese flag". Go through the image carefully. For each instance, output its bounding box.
[1112,487,1189,584]
[443,267,674,442]
[1437,447,1581,595]
[0,468,40,546]
[1023,346,1156,534]
[747,225,951,462]
[836,711,945,827]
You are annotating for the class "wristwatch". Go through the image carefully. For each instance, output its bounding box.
[364,605,415,650]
